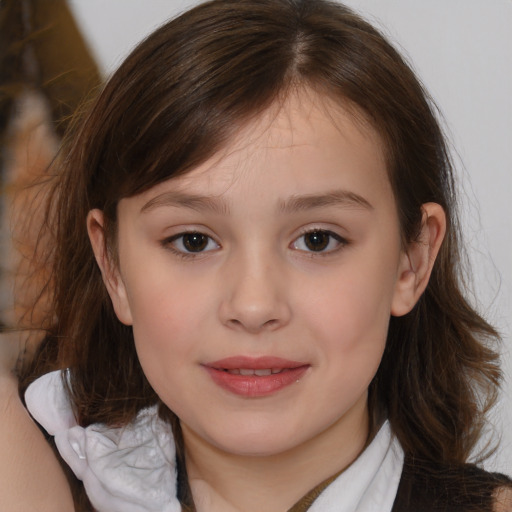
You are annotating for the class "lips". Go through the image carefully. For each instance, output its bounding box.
[203,356,310,397]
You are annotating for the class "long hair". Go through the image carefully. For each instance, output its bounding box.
[33,0,500,474]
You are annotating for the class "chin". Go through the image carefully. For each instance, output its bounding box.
[203,424,308,458]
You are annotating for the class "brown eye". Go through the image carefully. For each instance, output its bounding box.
[304,231,330,251]
[182,233,208,252]
[167,232,219,255]
[291,230,346,253]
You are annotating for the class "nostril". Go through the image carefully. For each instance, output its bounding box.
[225,317,280,332]
[263,319,279,329]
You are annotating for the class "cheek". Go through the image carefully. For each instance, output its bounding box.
[125,270,213,388]
[128,287,207,414]
[298,255,397,382]
[125,251,213,335]
[309,286,388,409]
[130,289,203,352]
[302,262,397,342]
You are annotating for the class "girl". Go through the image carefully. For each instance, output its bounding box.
[19,0,512,510]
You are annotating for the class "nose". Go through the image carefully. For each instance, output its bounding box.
[218,253,292,334]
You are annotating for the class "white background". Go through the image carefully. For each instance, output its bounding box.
[68,0,512,473]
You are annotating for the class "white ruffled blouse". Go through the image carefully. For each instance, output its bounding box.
[25,370,404,512]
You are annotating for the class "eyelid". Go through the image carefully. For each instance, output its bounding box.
[290,227,349,254]
[161,230,220,259]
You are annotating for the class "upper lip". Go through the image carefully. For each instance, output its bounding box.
[205,356,308,370]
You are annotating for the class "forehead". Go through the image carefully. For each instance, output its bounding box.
[124,89,391,212]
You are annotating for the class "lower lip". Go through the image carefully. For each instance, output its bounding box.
[204,366,309,397]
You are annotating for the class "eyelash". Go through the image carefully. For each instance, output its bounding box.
[162,231,220,259]
[162,228,348,260]
[290,229,348,255]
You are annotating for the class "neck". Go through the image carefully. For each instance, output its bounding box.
[183,396,370,512]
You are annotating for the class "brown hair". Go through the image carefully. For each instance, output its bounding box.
[33,0,500,480]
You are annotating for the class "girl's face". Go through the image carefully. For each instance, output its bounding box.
[93,92,416,459]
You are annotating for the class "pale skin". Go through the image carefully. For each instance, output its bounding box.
[0,334,74,512]
[0,90,509,511]
[88,90,446,512]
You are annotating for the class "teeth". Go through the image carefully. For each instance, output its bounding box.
[254,369,272,376]
[224,368,282,376]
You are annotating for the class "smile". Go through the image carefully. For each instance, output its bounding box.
[204,356,310,397]
[224,368,286,375]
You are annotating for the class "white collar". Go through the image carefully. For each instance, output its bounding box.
[308,418,404,512]
[26,370,403,512]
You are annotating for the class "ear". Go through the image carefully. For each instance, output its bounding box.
[87,209,133,325]
[391,202,446,317]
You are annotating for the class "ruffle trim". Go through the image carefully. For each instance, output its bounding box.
[25,370,181,512]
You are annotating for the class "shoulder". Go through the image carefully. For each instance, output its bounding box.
[0,372,74,512]
[494,486,512,512]
[392,456,512,512]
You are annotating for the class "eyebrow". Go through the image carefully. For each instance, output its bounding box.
[140,188,373,215]
[141,192,230,214]
[278,190,374,214]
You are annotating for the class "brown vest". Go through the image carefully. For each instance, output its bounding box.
[287,456,512,512]
[391,456,512,512]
